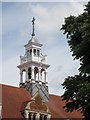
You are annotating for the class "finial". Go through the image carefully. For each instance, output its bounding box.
[32,17,35,37]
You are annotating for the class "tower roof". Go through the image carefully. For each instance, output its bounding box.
[28,36,40,44]
[24,36,43,48]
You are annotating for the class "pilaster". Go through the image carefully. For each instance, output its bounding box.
[45,71,48,83]
[25,69,28,82]
[31,66,34,79]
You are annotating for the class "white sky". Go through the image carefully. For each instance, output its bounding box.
[1,1,88,95]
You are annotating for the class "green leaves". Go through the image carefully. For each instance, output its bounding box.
[61,1,90,119]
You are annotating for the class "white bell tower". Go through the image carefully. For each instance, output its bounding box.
[17,17,50,101]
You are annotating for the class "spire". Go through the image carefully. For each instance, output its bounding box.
[32,17,35,37]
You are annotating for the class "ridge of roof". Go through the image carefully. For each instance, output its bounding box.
[0,84,61,97]
[0,84,19,89]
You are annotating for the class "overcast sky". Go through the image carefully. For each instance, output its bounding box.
[1,0,89,2]
[1,1,88,95]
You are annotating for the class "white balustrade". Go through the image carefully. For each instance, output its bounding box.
[20,54,47,64]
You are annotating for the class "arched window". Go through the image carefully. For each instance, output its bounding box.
[34,67,39,80]
[28,112,49,120]
[30,49,32,55]
[33,114,36,120]
[28,67,31,80]
[37,50,40,56]
[44,115,47,120]
[40,114,42,120]
[40,114,47,120]
[28,113,37,120]
[41,69,45,82]
[34,49,36,56]
[29,112,31,120]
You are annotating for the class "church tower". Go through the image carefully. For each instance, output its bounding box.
[17,17,50,101]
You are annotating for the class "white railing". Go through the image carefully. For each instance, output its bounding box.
[20,56,27,64]
[20,54,47,64]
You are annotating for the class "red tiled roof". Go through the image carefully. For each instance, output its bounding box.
[1,84,83,119]
[1,84,31,118]
[47,94,83,119]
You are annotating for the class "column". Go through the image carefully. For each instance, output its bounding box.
[44,71,47,83]
[31,49,34,61]
[25,69,28,82]
[42,114,45,120]
[38,68,41,81]
[31,113,33,120]
[31,66,34,79]
[36,113,40,119]
[20,71,23,83]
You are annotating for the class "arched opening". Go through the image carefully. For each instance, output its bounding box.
[41,69,45,82]
[44,115,47,120]
[22,69,26,83]
[28,67,31,80]
[34,49,36,56]
[37,50,40,56]
[34,67,39,80]
[30,49,32,56]
[29,112,31,120]
[33,113,36,120]
[40,114,42,120]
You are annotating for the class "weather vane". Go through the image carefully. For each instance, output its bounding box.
[32,17,35,37]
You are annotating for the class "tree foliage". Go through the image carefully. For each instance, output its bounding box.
[61,2,90,119]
